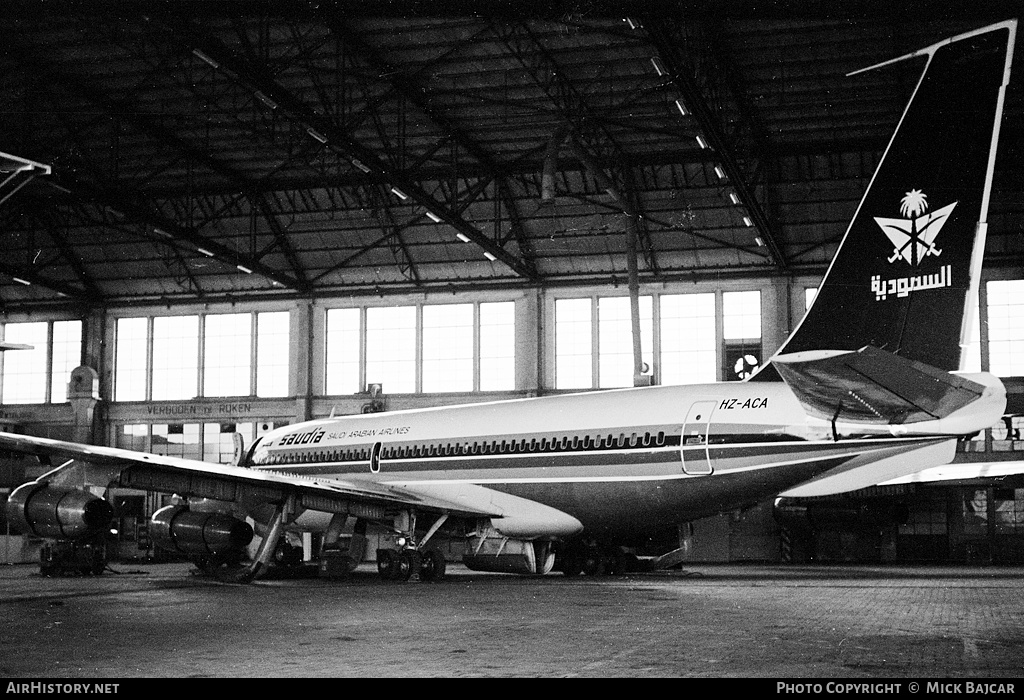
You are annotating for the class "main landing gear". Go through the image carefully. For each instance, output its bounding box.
[376,546,446,582]
[375,512,449,583]
[556,543,640,577]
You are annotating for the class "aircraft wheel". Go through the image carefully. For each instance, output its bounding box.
[273,542,303,567]
[377,549,398,580]
[581,549,605,576]
[559,550,584,577]
[616,552,639,574]
[397,550,418,581]
[418,548,446,582]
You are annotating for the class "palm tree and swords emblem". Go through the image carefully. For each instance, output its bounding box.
[869,190,957,301]
[874,189,957,267]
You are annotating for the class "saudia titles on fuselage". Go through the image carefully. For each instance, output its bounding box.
[276,428,326,446]
[870,189,957,301]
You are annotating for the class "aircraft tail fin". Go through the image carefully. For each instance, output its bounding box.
[756,20,1016,380]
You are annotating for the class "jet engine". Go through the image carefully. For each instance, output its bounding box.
[6,481,114,539]
[149,504,254,558]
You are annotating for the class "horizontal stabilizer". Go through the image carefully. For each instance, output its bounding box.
[772,346,986,424]
[780,438,955,497]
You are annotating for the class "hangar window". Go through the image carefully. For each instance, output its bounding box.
[113,311,291,402]
[366,306,417,394]
[480,302,515,391]
[115,318,148,401]
[325,308,361,395]
[117,424,148,452]
[660,293,716,385]
[961,297,981,373]
[556,292,722,388]
[555,298,593,389]
[203,423,252,463]
[50,321,83,404]
[986,280,1024,376]
[325,300,517,395]
[152,423,202,460]
[423,304,473,393]
[0,320,82,404]
[115,422,256,466]
[152,316,199,400]
[256,312,290,397]
[804,287,817,310]
[204,314,251,398]
[722,291,762,381]
[599,296,654,389]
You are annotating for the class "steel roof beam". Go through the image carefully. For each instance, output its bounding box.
[43,174,301,292]
[37,212,104,301]
[147,14,536,281]
[643,21,787,272]
[493,20,659,275]
[7,38,309,294]
[324,18,537,272]
[0,260,97,303]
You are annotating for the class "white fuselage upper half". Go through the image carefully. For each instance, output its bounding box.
[246,375,1004,537]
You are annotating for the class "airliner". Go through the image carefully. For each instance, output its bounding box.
[1,20,1015,583]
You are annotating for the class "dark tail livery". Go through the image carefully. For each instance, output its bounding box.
[760,21,1016,378]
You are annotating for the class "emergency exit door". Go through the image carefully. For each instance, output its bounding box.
[681,400,716,475]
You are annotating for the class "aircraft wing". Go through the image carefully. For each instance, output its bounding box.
[0,431,497,520]
[771,345,989,424]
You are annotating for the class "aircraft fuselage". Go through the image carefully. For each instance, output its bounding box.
[247,382,956,538]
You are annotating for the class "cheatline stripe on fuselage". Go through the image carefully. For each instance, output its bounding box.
[255,436,937,483]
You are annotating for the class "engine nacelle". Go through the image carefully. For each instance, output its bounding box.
[463,536,555,575]
[6,482,114,539]
[149,505,253,557]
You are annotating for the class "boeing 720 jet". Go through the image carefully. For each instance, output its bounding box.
[1,20,1016,582]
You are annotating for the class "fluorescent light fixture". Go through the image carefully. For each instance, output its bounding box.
[236,265,253,274]
[192,49,219,69]
[254,91,278,109]
[12,277,31,286]
[196,247,215,257]
[651,57,666,76]
[351,159,371,173]
[696,134,709,149]
[743,216,754,227]
[483,251,497,261]
[714,165,726,180]
[456,233,471,243]
[306,127,328,144]
[729,192,741,205]
[625,18,641,30]
[426,212,443,223]
[755,237,765,247]
[390,187,408,200]
[675,99,689,116]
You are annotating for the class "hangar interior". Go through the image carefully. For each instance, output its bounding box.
[1,7,1024,569]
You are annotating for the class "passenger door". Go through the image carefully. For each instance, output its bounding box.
[681,400,716,475]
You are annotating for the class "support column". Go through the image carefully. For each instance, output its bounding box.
[68,366,100,445]
[292,300,313,423]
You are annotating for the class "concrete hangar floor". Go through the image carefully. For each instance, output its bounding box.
[1,562,1022,678]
